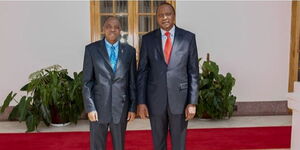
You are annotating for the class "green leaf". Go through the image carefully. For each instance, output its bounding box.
[0,91,17,113]
[25,114,38,132]
[8,104,19,120]
[20,83,29,91]
[198,58,202,62]
[18,96,28,121]
[40,103,51,125]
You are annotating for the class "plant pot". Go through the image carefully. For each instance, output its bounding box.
[201,111,212,119]
[50,105,70,127]
[50,122,71,127]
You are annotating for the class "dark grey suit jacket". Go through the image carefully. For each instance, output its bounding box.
[137,26,199,115]
[82,39,136,124]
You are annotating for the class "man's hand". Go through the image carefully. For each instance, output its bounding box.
[185,104,196,121]
[88,111,98,122]
[137,104,149,119]
[127,112,136,122]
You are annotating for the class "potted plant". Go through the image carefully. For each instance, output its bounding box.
[197,54,237,119]
[0,65,84,132]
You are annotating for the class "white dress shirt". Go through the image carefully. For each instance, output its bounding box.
[160,25,175,52]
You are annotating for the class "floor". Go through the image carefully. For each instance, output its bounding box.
[0,115,292,150]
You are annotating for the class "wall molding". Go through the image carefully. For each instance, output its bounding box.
[0,101,291,121]
[233,101,290,116]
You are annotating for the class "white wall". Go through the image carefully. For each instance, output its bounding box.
[0,1,292,105]
[0,1,90,105]
[176,1,291,102]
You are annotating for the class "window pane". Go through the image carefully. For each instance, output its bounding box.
[139,1,151,13]
[139,34,144,49]
[298,69,300,81]
[153,15,159,30]
[298,55,300,81]
[139,16,151,32]
[299,54,300,68]
[117,15,128,32]
[100,1,113,13]
[120,34,128,44]
[116,0,128,13]
[153,1,166,13]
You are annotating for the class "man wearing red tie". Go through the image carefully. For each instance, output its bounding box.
[137,2,199,150]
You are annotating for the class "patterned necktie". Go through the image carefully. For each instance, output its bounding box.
[164,31,172,64]
[110,46,117,72]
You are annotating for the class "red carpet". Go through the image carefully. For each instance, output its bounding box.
[0,126,291,150]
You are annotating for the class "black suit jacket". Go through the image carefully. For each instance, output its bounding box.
[82,40,136,124]
[137,26,199,115]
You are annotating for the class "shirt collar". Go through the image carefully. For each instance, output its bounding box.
[160,25,175,37]
[105,39,119,48]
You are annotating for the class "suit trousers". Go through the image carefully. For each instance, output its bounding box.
[149,107,188,150]
[89,103,128,150]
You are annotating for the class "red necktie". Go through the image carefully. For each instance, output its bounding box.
[164,31,172,64]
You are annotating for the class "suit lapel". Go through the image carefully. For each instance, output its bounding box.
[168,26,183,68]
[98,40,114,73]
[154,29,167,66]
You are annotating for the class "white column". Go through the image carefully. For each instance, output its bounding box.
[287,82,300,150]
